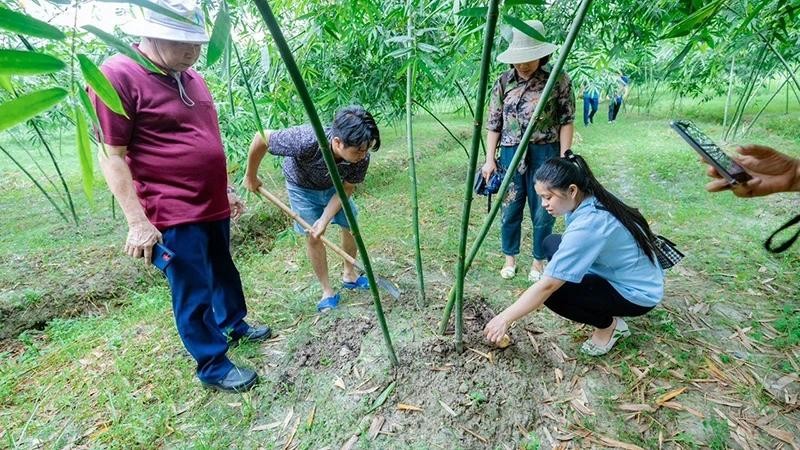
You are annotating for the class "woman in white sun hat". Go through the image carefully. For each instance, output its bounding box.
[481,19,575,283]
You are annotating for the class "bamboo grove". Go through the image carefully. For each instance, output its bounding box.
[1,0,798,362]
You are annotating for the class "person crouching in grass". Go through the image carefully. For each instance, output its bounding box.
[244,106,380,312]
[484,151,664,356]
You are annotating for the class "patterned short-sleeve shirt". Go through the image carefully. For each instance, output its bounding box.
[486,66,575,147]
[268,124,370,190]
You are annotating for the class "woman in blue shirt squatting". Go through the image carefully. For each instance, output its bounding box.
[484,151,664,356]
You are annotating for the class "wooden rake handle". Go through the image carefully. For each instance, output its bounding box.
[256,186,361,269]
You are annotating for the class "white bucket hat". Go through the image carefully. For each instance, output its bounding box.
[496,20,558,64]
[121,0,209,44]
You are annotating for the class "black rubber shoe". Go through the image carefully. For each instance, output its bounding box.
[241,325,272,341]
[202,366,258,393]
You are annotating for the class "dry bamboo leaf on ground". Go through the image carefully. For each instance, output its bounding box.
[340,435,359,450]
[656,387,687,404]
[754,423,798,448]
[460,426,489,444]
[367,415,385,440]
[397,403,423,412]
[251,421,281,432]
[466,347,491,361]
[283,417,300,450]
[348,385,380,396]
[306,405,316,429]
[334,377,346,390]
[660,401,704,418]
[555,368,564,384]
[618,403,654,413]
[594,434,646,450]
[438,400,457,417]
[526,330,540,353]
[706,396,743,407]
[281,408,294,431]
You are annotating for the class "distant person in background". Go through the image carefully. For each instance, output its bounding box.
[481,19,575,283]
[607,74,629,123]
[91,0,270,393]
[582,84,600,127]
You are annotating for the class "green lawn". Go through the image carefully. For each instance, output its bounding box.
[1,91,798,448]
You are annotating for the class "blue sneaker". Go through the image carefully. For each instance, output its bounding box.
[316,293,341,312]
[342,275,370,290]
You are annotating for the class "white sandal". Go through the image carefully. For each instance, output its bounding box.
[528,268,542,282]
[581,318,631,356]
[500,266,517,279]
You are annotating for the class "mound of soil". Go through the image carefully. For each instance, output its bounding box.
[378,300,554,448]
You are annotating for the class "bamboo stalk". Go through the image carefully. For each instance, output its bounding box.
[412,99,468,157]
[406,0,425,305]
[728,44,768,140]
[743,73,792,136]
[441,0,594,335]
[452,0,500,353]
[250,0,398,366]
[455,81,486,155]
[231,38,265,139]
[722,56,735,130]
[0,143,68,222]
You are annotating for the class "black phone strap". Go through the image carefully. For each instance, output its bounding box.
[764,213,800,253]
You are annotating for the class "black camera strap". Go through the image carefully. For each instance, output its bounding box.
[764,213,800,254]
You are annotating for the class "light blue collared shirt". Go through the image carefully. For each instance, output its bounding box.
[544,196,664,307]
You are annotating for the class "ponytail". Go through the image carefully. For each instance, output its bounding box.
[534,151,657,263]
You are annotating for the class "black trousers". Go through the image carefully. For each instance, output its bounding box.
[542,234,653,329]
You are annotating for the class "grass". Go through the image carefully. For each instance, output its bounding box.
[0,87,799,448]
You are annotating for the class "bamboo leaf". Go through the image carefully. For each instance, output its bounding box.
[503,15,548,42]
[206,7,230,67]
[368,382,396,413]
[77,54,129,118]
[82,25,164,74]
[0,6,66,40]
[662,0,723,39]
[0,75,12,92]
[417,43,441,53]
[0,50,66,76]
[74,106,95,206]
[456,7,488,17]
[0,87,68,132]
[94,0,198,25]
[504,0,546,5]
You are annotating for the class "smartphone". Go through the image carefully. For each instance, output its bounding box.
[670,120,752,185]
[151,243,175,271]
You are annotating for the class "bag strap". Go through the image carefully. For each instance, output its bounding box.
[764,213,800,254]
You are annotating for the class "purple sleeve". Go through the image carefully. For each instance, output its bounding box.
[268,125,319,158]
[89,63,135,147]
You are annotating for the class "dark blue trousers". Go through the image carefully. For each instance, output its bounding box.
[583,93,599,126]
[498,142,559,260]
[608,95,623,122]
[161,218,250,383]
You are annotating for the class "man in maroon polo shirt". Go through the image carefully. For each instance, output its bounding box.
[90,0,270,392]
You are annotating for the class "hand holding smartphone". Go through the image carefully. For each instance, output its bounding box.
[670,120,752,185]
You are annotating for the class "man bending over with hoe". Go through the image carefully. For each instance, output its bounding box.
[244,106,381,312]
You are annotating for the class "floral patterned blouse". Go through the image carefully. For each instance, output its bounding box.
[486,65,575,147]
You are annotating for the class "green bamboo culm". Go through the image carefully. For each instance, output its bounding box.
[406,0,425,305]
[441,0,594,335]
[251,0,398,366]
[452,0,500,353]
